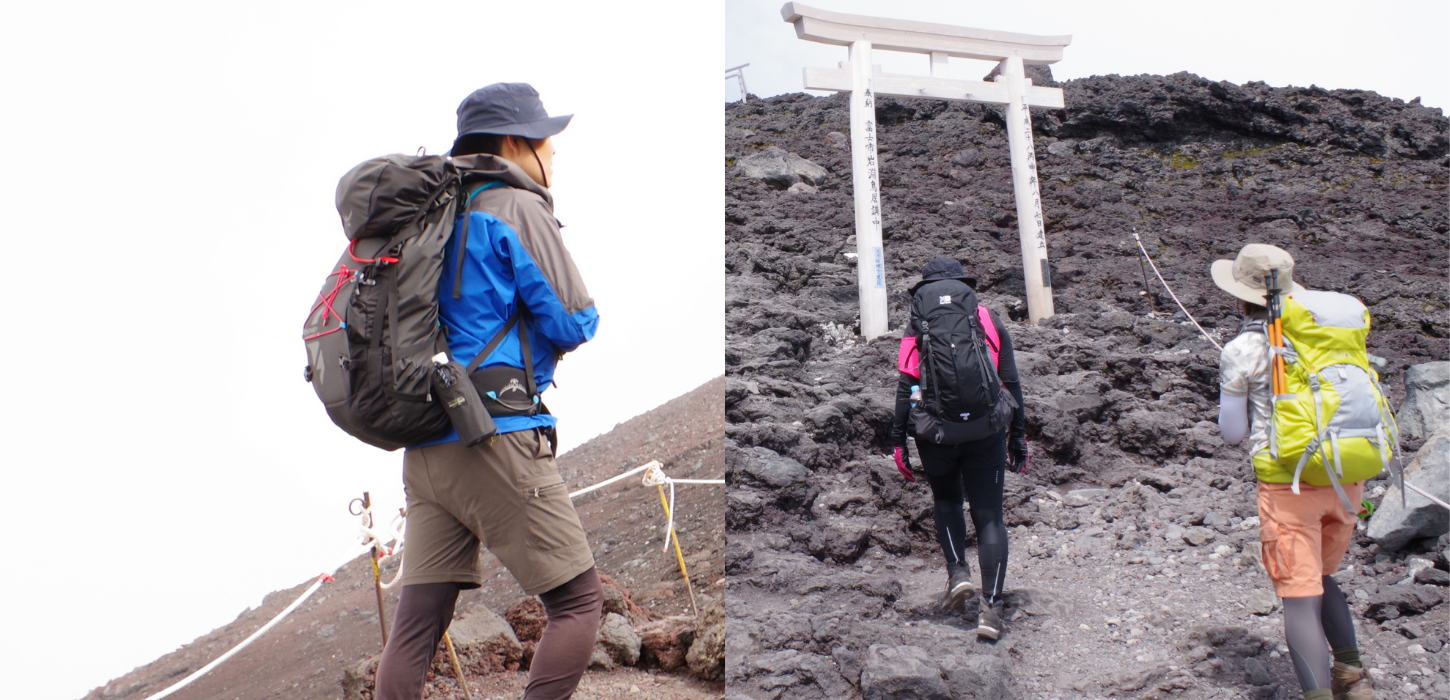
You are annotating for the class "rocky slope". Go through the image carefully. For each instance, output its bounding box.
[725,71,1447,700]
[84,377,725,700]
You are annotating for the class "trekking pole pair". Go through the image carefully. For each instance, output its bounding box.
[1266,270,1290,399]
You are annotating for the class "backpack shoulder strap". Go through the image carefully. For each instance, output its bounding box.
[1239,318,1268,336]
[977,305,1001,369]
[451,180,509,300]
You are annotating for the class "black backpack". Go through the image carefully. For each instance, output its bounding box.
[302,154,463,451]
[909,279,1018,445]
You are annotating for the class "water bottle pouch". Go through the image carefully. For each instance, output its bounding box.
[431,360,497,446]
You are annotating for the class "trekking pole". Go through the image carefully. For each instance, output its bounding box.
[1267,270,1289,398]
[442,632,474,700]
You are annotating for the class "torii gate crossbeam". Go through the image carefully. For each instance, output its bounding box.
[783,2,1070,337]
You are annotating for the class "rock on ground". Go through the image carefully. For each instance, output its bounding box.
[1398,361,1450,442]
[860,645,953,700]
[1368,428,1450,551]
[597,612,644,667]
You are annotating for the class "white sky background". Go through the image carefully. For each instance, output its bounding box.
[0,2,721,699]
[726,0,1449,110]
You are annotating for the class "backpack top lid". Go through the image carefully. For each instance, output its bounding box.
[335,154,452,241]
[1281,290,1372,370]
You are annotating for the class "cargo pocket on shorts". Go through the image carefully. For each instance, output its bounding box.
[1258,515,1290,585]
[522,480,582,551]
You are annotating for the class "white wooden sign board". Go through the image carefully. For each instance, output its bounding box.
[782,2,1070,337]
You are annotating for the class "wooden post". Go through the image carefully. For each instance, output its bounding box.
[849,40,889,340]
[999,57,1054,323]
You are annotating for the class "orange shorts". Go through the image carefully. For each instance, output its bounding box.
[1256,480,1365,598]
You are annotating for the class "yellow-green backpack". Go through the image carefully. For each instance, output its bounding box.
[1250,290,1403,513]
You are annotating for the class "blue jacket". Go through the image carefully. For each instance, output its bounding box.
[417,156,598,445]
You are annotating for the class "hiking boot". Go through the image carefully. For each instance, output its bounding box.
[977,597,1005,641]
[939,562,975,612]
[1331,661,1375,700]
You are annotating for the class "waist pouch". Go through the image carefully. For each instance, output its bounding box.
[470,365,542,417]
[912,387,1016,445]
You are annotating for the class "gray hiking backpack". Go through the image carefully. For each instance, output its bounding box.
[302,154,462,450]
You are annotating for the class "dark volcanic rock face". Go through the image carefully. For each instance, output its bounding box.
[726,74,1447,699]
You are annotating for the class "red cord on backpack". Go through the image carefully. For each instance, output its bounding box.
[348,239,399,265]
[304,265,355,340]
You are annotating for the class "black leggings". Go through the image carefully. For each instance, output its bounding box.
[921,455,1009,604]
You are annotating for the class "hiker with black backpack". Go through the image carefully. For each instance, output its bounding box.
[1213,244,1396,700]
[890,257,1028,641]
[305,83,603,700]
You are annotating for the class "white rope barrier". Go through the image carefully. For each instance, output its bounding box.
[567,460,662,499]
[142,545,368,700]
[1132,232,1223,351]
[142,459,724,697]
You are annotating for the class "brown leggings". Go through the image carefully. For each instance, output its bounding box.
[375,568,603,700]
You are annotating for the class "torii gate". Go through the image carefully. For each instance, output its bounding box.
[782,2,1070,337]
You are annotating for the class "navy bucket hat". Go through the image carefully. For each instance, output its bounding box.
[909,257,977,293]
[455,82,572,142]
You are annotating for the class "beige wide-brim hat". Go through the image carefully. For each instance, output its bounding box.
[1210,243,1306,305]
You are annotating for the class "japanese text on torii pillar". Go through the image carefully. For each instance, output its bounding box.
[1020,94,1046,250]
[862,88,885,288]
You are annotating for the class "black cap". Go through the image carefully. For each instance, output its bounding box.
[909,256,977,293]
[455,83,572,142]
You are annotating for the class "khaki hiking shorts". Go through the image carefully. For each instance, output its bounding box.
[1256,480,1365,598]
[397,429,594,596]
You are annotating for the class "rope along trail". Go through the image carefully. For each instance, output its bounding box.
[1132,231,1223,351]
[141,460,723,700]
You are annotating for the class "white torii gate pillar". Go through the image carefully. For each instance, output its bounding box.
[783,2,1070,337]
[848,40,888,339]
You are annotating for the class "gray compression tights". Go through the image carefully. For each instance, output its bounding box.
[1282,576,1358,692]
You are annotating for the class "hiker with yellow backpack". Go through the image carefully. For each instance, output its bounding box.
[1213,244,1402,700]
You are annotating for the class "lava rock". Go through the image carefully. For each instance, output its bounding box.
[735,146,829,190]
[1183,526,1217,546]
[1368,428,1450,550]
[1243,657,1273,686]
[686,617,725,681]
[1244,588,1281,615]
[595,612,642,666]
[1365,585,1445,621]
[1397,362,1450,441]
[1415,567,1449,586]
[860,645,952,700]
[504,596,546,643]
[439,607,524,674]
[637,615,695,670]
[939,653,1021,700]
[736,447,812,488]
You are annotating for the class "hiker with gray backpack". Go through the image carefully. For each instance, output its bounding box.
[890,257,1028,641]
[304,83,602,700]
[1213,243,1402,700]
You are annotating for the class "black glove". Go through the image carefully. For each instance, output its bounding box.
[1008,434,1029,474]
